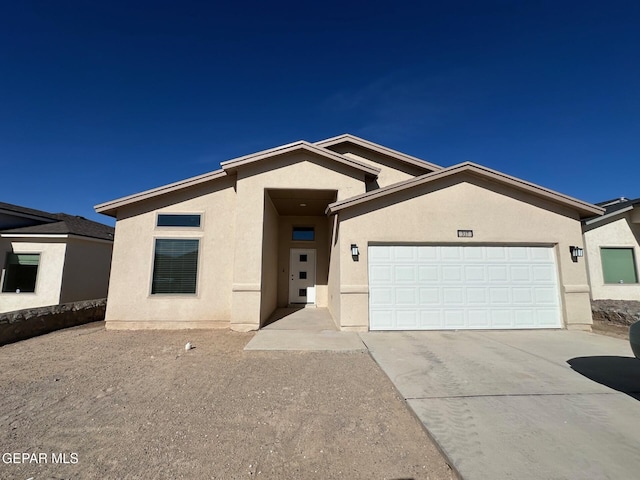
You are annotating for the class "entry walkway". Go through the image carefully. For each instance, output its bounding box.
[244,307,366,351]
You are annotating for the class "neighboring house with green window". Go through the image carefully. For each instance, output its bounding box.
[0,202,114,313]
[583,197,640,301]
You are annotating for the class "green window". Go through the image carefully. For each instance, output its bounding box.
[2,253,40,293]
[151,239,199,294]
[601,248,638,284]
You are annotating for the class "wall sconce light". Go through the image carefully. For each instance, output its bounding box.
[351,244,359,257]
[570,246,584,262]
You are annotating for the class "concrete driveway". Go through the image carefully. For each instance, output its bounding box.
[360,330,640,480]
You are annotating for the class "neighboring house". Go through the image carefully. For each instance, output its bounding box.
[0,202,114,314]
[582,197,640,301]
[95,134,603,332]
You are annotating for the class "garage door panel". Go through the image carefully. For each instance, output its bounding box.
[370,310,394,328]
[369,265,392,283]
[397,310,419,327]
[508,247,529,261]
[419,288,440,304]
[512,288,533,304]
[533,265,556,282]
[442,265,463,281]
[515,310,535,326]
[487,265,509,282]
[466,288,487,304]
[534,287,560,304]
[486,247,508,260]
[510,266,532,282]
[468,310,489,327]
[441,246,463,261]
[489,288,510,304]
[443,288,464,305]
[491,310,513,327]
[417,247,438,261]
[538,310,561,326]
[369,246,392,261]
[394,265,416,282]
[464,265,486,281]
[369,246,562,330]
[418,265,438,282]
[393,248,417,262]
[463,248,485,261]
[531,247,554,261]
[444,310,465,328]
[396,288,417,305]
[369,287,393,306]
[420,310,443,328]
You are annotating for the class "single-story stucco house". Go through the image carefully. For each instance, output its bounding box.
[0,202,115,313]
[582,197,640,301]
[95,134,604,332]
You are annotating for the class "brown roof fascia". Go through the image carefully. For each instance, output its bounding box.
[326,161,605,218]
[315,134,442,172]
[220,140,381,177]
[95,169,228,217]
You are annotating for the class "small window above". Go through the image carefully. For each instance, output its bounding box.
[292,226,314,241]
[157,214,201,228]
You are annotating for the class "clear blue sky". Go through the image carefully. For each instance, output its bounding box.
[1,1,639,225]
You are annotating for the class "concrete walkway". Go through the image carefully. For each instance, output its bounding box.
[360,330,640,480]
[244,308,366,351]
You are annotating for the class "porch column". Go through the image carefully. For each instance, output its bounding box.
[230,178,264,332]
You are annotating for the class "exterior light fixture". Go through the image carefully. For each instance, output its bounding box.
[351,244,359,257]
[570,246,584,262]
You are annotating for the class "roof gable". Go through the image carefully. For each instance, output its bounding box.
[583,196,640,226]
[0,202,59,225]
[95,169,228,217]
[327,161,604,219]
[315,134,442,173]
[96,141,381,217]
[1,213,115,241]
[220,140,380,176]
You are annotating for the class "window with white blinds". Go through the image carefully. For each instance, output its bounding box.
[151,239,199,294]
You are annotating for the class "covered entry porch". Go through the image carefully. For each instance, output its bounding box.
[258,188,338,328]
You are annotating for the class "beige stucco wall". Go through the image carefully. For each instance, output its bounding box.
[260,195,279,324]
[583,214,640,300]
[334,175,592,331]
[104,178,237,329]
[327,215,341,322]
[0,239,66,313]
[230,153,367,331]
[59,237,113,304]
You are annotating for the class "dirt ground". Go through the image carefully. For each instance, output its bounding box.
[0,322,454,480]
[592,318,632,340]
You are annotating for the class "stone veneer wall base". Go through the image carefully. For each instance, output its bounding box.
[0,299,106,346]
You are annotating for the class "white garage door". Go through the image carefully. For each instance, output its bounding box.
[368,245,562,330]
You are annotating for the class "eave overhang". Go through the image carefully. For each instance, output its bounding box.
[95,169,228,218]
[220,140,380,177]
[326,161,604,219]
[315,134,442,173]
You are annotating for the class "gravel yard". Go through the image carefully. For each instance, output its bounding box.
[0,322,454,479]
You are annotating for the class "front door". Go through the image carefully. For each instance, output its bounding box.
[289,248,316,304]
